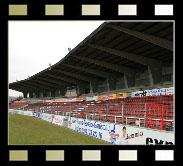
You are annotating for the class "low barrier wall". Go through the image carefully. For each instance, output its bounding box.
[41,113,54,123]
[68,117,174,145]
[23,111,33,116]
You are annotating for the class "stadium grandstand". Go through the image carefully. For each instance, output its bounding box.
[9,22,174,144]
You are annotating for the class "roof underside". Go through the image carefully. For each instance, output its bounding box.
[9,21,173,92]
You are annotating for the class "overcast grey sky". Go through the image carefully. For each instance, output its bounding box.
[9,21,104,97]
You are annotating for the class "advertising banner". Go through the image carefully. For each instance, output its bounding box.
[86,96,97,101]
[97,96,103,101]
[17,110,24,115]
[33,112,37,117]
[166,87,174,95]
[113,94,118,98]
[45,100,52,102]
[96,93,127,101]
[63,98,83,102]
[9,109,22,114]
[23,111,33,116]
[103,95,114,100]
[42,113,54,123]
[146,89,167,96]
[68,117,117,143]
[75,98,84,102]
[113,93,127,98]
[8,109,15,114]
[131,87,174,97]
[33,112,43,119]
[67,98,74,102]
[67,117,174,145]
[52,115,66,126]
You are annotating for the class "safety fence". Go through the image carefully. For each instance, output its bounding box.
[146,104,164,130]
[23,104,173,131]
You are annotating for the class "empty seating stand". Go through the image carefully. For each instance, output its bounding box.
[124,95,174,130]
[9,94,174,131]
[9,102,29,109]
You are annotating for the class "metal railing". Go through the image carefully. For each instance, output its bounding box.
[29,102,174,131]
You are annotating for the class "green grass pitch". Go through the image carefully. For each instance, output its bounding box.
[9,114,109,145]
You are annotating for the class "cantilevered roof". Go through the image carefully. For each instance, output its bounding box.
[9,21,173,92]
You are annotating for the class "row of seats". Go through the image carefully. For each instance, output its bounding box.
[10,102,28,107]
[10,94,174,131]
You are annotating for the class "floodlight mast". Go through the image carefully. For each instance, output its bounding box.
[68,48,71,52]
[49,63,52,70]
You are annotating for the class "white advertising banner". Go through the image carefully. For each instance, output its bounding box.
[131,87,174,97]
[45,100,52,102]
[9,109,22,114]
[66,98,83,102]
[23,111,33,116]
[52,115,66,126]
[42,113,54,123]
[166,87,174,95]
[67,117,174,145]
[55,98,83,102]
[131,91,143,97]
[103,95,114,100]
[17,110,24,115]
[86,96,97,101]
[146,88,167,96]
[9,109,17,114]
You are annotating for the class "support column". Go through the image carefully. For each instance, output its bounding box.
[23,92,28,98]
[47,91,51,97]
[148,66,162,86]
[171,73,173,82]
[33,92,36,98]
[60,87,66,96]
[29,91,33,98]
[77,85,85,95]
[55,90,60,97]
[43,91,47,97]
[35,92,40,98]
[90,82,98,93]
[40,92,43,98]
[124,74,136,88]
[51,90,56,97]
[107,79,117,91]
